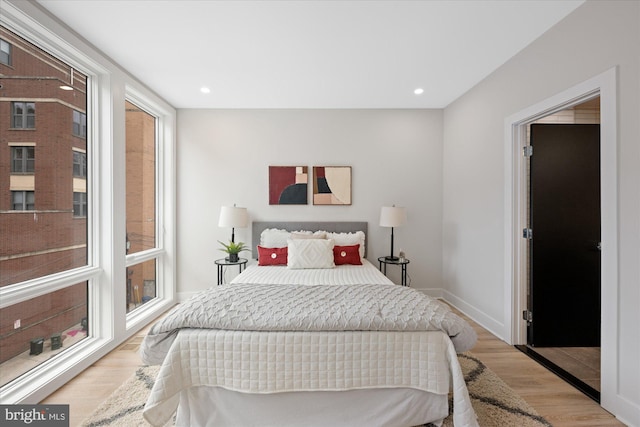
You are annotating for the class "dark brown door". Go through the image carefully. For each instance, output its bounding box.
[528,124,601,347]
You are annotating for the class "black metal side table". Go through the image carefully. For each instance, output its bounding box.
[215,257,248,285]
[378,256,410,286]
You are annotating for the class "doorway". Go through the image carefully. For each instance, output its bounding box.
[519,99,602,401]
[505,67,618,415]
[529,122,601,347]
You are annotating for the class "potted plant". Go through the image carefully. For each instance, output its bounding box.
[218,240,248,262]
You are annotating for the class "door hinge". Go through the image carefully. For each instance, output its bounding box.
[522,310,533,323]
[523,145,533,157]
[522,228,533,239]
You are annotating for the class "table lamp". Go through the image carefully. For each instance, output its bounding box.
[379,205,406,261]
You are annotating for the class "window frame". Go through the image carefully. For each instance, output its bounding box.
[73,150,87,178]
[11,101,35,129]
[0,37,11,65]
[0,0,176,404]
[11,190,35,210]
[11,146,35,173]
[73,191,87,217]
[124,87,173,323]
[73,109,87,138]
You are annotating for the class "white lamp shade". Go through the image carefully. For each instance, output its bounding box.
[379,206,406,227]
[218,206,248,228]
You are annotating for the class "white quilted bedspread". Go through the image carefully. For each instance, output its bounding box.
[143,329,478,427]
[140,283,476,365]
[140,282,478,426]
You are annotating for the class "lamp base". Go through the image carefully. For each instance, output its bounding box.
[384,256,399,261]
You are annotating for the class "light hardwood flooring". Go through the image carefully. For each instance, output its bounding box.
[41,307,626,427]
[40,324,152,427]
[457,310,623,427]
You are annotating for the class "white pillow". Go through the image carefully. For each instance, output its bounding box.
[291,231,327,240]
[287,238,335,269]
[260,228,291,248]
[324,231,365,260]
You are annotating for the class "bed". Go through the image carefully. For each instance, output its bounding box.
[140,221,479,427]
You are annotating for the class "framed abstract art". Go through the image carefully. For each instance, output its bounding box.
[269,166,308,205]
[313,166,351,205]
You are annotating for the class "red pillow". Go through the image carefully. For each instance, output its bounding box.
[333,244,362,265]
[257,246,288,266]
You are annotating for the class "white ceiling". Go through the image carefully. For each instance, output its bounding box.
[36,0,584,109]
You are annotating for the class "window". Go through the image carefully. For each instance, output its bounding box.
[73,110,86,138]
[73,192,87,217]
[0,38,10,65]
[1,283,88,388]
[11,102,35,129]
[126,259,157,311]
[125,100,158,313]
[1,25,89,390]
[11,146,35,173]
[0,12,174,405]
[73,151,87,178]
[11,191,35,210]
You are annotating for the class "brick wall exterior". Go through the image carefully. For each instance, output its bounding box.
[0,26,88,363]
[125,101,157,307]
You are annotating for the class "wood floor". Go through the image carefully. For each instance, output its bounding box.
[40,324,153,427]
[41,307,626,427]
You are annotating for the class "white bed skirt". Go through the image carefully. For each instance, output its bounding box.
[175,386,447,427]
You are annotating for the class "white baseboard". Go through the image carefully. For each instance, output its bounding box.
[418,287,444,299]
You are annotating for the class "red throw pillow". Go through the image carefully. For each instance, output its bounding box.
[257,246,288,266]
[333,244,362,265]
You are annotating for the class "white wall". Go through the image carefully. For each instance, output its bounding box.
[177,109,443,295]
[442,1,639,424]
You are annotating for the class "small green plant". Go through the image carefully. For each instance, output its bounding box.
[218,240,248,255]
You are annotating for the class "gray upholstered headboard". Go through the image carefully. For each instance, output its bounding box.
[251,221,368,260]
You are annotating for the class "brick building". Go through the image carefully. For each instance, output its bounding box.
[125,100,157,310]
[0,26,88,364]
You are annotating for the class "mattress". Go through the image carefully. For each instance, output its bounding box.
[230,259,394,286]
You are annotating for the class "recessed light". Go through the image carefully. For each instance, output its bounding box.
[200,87,211,94]
[414,88,424,95]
